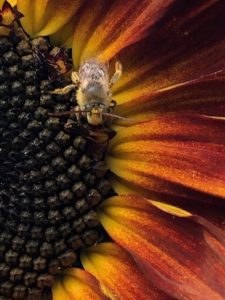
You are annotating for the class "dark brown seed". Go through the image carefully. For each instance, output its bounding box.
[75,198,89,214]
[5,250,18,266]
[24,272,37,287]
[0,281,13,296]
[13,285,27,300]
[0,263,10,279]
[48,210,62,225]
[72,218,86,233]
[59,190,73,204]
[72,181,86,197]
[58,222,72,238]
[33,257,47,272]
[9,268,24,282]
[83,210,100,228]
[27,288,42,300]
[37,274,54,289]
[67,164,81,180]
[63,146,78,162]
[59,250,77,267]
[97,178,111,196]
[0,20,113,299]
[55,131,70,147]
[82,229,99,246]
[62,206,77,221]
[73,136,86,150]
[86,189,102,206]
[12,237,25,252]
[45,227,59,242]
[48,259,61,275]
[40,242,54,258]
[67,235,83,250]
[78,154,91,170]
[54,239,67,255]
[25,240,39,256]
[19,255,32,269]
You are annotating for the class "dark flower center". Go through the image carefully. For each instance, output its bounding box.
[0,21,112,300]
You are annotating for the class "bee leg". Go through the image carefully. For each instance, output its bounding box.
[109,61,122,87]
[48,110,74,117]
[109,100,117,112]
[51,84,76,94]
[71,71,80,87]
[75,105,82,123]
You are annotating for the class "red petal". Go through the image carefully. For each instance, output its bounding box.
[107,114,225,201]
[115,78,225,122]
[111,173,225,230]
[72,0,174,66]
[98,195,225,300]
[82,242,169,300]
[112,1,225,117]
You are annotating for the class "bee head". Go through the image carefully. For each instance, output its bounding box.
[86,105,104,126]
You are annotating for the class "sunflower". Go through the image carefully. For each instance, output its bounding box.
[0,0,225,299]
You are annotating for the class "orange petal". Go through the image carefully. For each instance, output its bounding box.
[98,195,225,300]
[107,113,225,201]
[82,242,169,300]
[0,0,16,26]
[110,174,225,230]
[113,1,225,107]
[1,0,17,8]
[17,0,83,37]
[72,0,174,67]
[115,78,225,122]
[53,268,108,300]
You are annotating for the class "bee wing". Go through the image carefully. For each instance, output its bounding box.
[79,58,109,83]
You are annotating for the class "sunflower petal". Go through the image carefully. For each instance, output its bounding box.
[50,18,75,48]
[113,1,225,109]
[52,280,71,300]
[107,114,225,201]
[53,268,108,300]
[115,78,225,122]
[8,0,16,6]
[112,174,225,231]
[17,0,83,36]
[0,0,15,25]
[82,242,169,300]
[98,195,225,300]
[1,0,17,8]
[72,0,174,66]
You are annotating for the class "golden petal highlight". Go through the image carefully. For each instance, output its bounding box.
[82,242,168,300]
[53,268,108,300]
[17,0,83,37]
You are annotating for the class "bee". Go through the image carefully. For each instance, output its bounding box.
[51,58,123,126]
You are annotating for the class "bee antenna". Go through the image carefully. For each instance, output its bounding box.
[102,112,133,121]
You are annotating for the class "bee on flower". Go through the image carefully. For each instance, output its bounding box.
[51,58,122,126]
